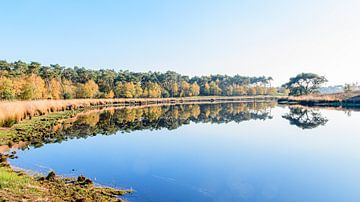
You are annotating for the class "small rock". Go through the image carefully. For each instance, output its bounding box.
[77,175,86,182]
[84,178,93,185]
[46,171,56,181]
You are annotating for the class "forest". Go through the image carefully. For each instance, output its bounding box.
[0,60,278,100]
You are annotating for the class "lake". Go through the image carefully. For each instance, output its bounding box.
[9,102,360,202]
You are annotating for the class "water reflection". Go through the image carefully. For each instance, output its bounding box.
[9,102,360,202]
[282,107,328,129]
[14,102,352,149]
[48,102,275,144]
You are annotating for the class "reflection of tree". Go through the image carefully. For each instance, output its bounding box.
[282,107,328,129]
[42,102,274,144]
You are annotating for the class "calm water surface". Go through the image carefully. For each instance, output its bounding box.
[9,102,360,202]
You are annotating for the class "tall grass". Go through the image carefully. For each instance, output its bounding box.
[289,91,360,102]
[0,99,126,127]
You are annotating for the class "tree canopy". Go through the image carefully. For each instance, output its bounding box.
[0,60,278,100]
[282,73,327,96]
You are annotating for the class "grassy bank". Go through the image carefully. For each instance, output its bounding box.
[0,110,80,148]
[0,166,133,201]
[278,91,360,107]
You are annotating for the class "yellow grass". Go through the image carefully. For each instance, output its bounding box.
[0,99,123,127]
[288,91,360,102]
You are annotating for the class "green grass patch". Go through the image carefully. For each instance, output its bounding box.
[0,110,80,146]
[0,167,44,200]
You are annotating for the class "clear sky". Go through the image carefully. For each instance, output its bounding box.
[1,0,360,86]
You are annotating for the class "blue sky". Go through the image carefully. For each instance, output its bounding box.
[1,0,360,85]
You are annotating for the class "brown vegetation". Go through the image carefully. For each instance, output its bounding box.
[0,99,114,127]
[286,91,360,102]
[278,91,360,108]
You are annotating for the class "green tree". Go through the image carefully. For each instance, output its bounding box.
[209,81,221,95]
[13,60,28,76]
[203,82,210,95]
[344,83,357,93]
[97,69,117,95]
[0,60,11,75]
[28,62,41,75]
[225,85,233,96]
[0,77,15,100]
[115,82,136,98]
[278,87,290,96]
[282,73,327,96]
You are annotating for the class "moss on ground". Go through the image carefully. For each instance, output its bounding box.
[0,109,80,147]
[0,166,133,201]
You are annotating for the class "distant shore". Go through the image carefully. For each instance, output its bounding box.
[278,91,360,107]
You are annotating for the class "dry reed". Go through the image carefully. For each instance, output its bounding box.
[288,91,360,102]
[0,99,124,127]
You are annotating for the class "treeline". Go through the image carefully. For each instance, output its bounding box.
[0,60,278,100]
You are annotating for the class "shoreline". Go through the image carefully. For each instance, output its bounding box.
[278,98,360,108]
[0,163,133,201]
[277,91,360,108]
